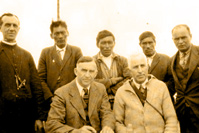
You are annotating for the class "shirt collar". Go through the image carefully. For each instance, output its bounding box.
[75,78,90,97]
[97,52,118,60]
[56,44,67,52]
[2,40,17,46]
[132,78,148,89]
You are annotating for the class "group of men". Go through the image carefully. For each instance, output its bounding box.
[0,12,198,133]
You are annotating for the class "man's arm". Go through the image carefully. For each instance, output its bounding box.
[113,90,127,133]
[45,90,75,133]
[38,49,53,100]
[100,85,115,130]
[162,84,178,133]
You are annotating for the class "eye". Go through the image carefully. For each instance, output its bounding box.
[5,23,11,27]
[13,24,18,28]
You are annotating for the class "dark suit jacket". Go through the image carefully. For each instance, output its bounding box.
[45,79,115,133]
[170,45,199,120]
[149,53,170,82]
[38,44,82,100]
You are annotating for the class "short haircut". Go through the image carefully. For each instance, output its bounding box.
[139,31,156,44]
[172,24,191,35]
[77,56,95,64]
[50,20,67,33]
[0,13,19,27]
[128,53,147,68]
[96,30,115,47]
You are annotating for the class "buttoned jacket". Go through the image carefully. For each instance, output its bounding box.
[38,44,82,100]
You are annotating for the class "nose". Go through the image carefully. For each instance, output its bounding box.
[9,25,15,30]
[179,38,183,43]
[85,71,90,77]
[138,66,142,73]
[146,43,151,48]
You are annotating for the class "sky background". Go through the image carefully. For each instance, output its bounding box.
[1,0,199,66]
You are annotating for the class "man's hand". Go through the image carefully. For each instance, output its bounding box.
[111,77,123,85]
[100,126,114,133]
[35,120,44,132]
[72,126,97,133]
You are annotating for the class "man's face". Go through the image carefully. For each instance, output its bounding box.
[172,26,192,52]
[74,61,97,88]
[0,15,20,43]
[51,26,68,48]
[140,37,156,57]
[130,55,148,84]
[98,36,115,57]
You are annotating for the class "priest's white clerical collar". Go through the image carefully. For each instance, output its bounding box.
[2,40,17,46]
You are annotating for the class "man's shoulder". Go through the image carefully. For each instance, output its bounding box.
[54,80,76,95]
[157,53,170,60]
[42,46,54,51]
[92,81,106,90]
[68,44,81,51]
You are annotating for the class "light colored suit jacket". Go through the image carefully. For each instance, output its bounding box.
[114,75,178,133]
[38,44,82,100]
[45,79,115,133]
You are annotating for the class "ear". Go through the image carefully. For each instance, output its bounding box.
[50,33,53,39]
[74,68,77,76]
[66,30,69,36]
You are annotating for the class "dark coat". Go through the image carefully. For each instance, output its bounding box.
[38,44,82,100]
[170,45,199,120]
[0,42,45,133]
[45,80,115,133]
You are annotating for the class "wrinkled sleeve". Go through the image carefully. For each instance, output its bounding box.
[45,90,74,133]
[113,90,127,133]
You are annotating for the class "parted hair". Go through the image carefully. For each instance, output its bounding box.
[139,31,156,44]
[0,13,19,27]
[50,20,67,33]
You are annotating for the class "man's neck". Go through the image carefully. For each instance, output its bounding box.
[2,40,17,46]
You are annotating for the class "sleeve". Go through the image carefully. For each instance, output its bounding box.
[37,49,53,100]
[75,47,83,62]
[45,90,75,133]
[113,90,127,133]
[100,85,115,130]
[162,84,179,133]
[29,54,46,120]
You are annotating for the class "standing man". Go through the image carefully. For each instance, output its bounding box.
[45,56,115,133]
[0,13,45,133]
[139,31,173,88]
[114,53,178,133]
[93,30,130,109]
[171,24,199,132]
[38,20,82,119]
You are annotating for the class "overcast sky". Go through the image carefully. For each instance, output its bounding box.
[1,0,199,65]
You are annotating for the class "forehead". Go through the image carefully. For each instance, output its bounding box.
[77,61,97,70]
[52,25,67,33]
[131,56,146,67]
[172,26,190,37]
[2,15,20,25]
[141,37,155,43]
[99,36,114,42]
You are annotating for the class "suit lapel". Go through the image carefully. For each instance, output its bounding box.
[171,53,183,88]
[69,80,86,121]
[61,45,72,70]
[51,45,62,67]
[149,54,160,73]
[186,46,198,82]
[88,83,100,118]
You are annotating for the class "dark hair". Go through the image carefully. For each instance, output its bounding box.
[139,31,156,44]
[172,24,191,35]
[77,56,95,64]
[96,30,115,47]
[0,13,19,27]
[50,20,67,33]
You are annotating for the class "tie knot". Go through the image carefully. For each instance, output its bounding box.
[139,85,145,94]
[57,49,64,53]
[83,88,88,95]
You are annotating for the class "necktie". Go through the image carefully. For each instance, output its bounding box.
[139,85,146,100]
[180,52,187,69]
[83,88,89,105]
[57,49,64,60]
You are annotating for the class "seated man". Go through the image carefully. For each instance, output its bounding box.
[93,30,130,109]
[114,53,178,133]
[45,56,115,133]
